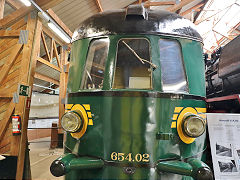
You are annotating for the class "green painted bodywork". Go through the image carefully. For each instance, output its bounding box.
[60,34,208,180]
[56,154,104,172]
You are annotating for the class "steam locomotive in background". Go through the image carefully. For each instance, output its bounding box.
[50,5,213,180]
[206,35,240,112]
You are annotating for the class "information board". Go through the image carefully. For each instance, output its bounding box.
[207,113,240,180]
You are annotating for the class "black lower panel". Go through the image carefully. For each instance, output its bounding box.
[0,156,17,179]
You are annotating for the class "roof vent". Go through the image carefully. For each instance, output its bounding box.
[126,5,148,20]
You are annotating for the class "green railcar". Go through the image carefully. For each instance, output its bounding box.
[50,5,213,180]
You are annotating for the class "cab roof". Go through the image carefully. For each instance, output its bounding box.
[72,5,202,42]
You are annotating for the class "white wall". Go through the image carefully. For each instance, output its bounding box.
[29,92,59,118]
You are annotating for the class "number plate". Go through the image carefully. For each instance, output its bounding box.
[110,152,150,162]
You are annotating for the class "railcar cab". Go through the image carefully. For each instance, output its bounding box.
[51,4,212,180]
[68,5,205,96]
[68,36,205,97]
[75,36,190,93]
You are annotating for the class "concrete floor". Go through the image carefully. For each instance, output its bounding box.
[29,137,64,180]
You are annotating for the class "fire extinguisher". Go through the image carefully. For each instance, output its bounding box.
[12,115,21,135]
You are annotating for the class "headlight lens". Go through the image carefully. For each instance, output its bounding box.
[182,113,205,138]
[61,111,82,132]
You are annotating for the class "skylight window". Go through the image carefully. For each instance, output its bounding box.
[196,0,240,53]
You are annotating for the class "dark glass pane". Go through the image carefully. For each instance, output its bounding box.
[81,38,109,89]
[159,39,187,92]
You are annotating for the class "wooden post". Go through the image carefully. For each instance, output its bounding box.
[15,13,40,180]
[50,123,58,149]
[0,0,5,19]
[58,46,69,134]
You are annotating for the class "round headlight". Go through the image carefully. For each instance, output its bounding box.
[61,111,82,132]
[182,113,205,138]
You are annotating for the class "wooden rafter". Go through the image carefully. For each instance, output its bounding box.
[167,0,195,12]
[0,0,64,29]
[37,56,61,72]
[0,29,20,37]
[180,2,205,16]
[193,0,208,23]
[47,8,73,37]
[50,38,54,62]
[53,40,60,67]
[41,31,51,61]
[144,1,175,8]
[6,0,23,9]
[0,44,23,84]
[43,25,64,45]
[95,0,103,12]
[34,72,60,85]
[0,0,5,19]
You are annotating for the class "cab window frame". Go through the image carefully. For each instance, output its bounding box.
[112,37,153,90]
[80,37,110,90]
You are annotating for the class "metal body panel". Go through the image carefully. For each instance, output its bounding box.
[64,93,206,180]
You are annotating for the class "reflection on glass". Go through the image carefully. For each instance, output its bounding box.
[81,38,109,89]
[159,39,187,92]
[113,38,152,89]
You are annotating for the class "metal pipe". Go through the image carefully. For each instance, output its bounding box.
[33,84,59,92]
[50,154,104,177]
[156,158,213,180]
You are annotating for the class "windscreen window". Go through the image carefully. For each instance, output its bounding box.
[159,39,188,92]
[113,38,152,89]
[81,38,109,89]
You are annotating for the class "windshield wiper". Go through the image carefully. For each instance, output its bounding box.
[121,40,157,69]
[86,70,95,89]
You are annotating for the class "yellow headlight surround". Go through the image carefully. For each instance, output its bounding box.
[182,113,206,138]
[61,108,88,139]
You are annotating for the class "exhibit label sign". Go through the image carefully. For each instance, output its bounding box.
[207,113,240,180]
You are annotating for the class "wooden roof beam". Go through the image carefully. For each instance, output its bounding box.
[34,72,60,85]
[37,56,61,72]
[95,0,103,12]
[167,0,195,12]
[180,2,205,16]
[47,8,73,37]
[193,0,208,23]
[0,0,64,29]
[6,0,23,9]
[144,1,175,8]
[0,29,21,37]
[0,0,5,19]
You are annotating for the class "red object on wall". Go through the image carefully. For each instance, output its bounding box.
[12,115,21,135]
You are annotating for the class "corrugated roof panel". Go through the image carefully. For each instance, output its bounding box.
[148,0,175,10]
[35,62,60,81]
[52,0,99,31]
[101,0,135,11]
